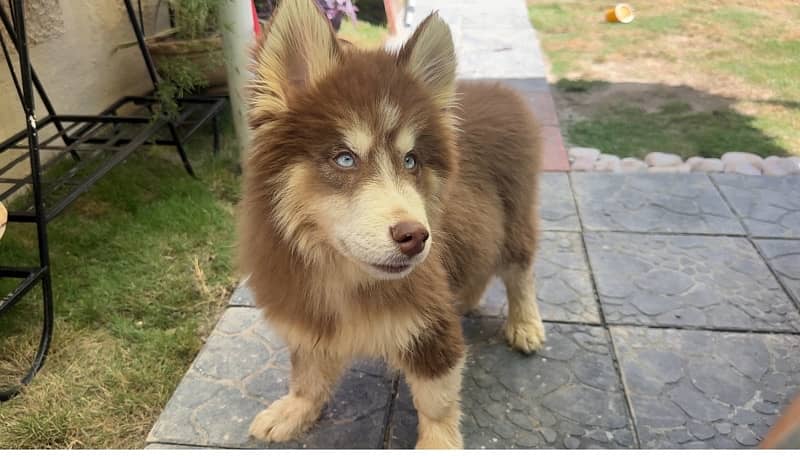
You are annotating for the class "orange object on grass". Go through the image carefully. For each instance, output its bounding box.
[605,3,635,23]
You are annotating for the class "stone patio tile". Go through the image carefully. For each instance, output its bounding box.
[584,232,800,331]
[146,443,210,449]
[389,319,634,448]
[572,174,745,235]
[228,282,254,307]
[611,326,800,449]
[539,173,579,231]
[755,239,800,306]
[712,175,800,238]
[472,232,599,323]
[146,307,394,449]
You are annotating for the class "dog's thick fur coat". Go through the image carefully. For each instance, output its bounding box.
[239,0,543,448]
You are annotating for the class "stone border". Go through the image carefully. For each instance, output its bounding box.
[569,148,800,176]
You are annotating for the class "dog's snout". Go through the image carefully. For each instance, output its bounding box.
[390,221,429,257]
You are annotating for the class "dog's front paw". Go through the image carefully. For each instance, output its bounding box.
[416,423,463,449]
[249,394,321,442]
[505,317,546,354]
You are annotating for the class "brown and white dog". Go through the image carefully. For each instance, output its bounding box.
[239,0,543,448]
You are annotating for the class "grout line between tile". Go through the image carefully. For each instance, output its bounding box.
[706,173,752,237]
[565,171,642,448]
[578,229,748,238]
[382,375,401,449]
[708,175,800,317]
[747,238,800,317]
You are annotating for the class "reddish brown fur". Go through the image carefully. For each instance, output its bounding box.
[443,81,541,309]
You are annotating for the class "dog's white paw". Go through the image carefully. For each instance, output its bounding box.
[505,317,546,354]
[415,418,464,449]
[249,395,320,442]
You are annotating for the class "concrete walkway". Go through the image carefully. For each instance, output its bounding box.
[145,2,800,450]
[147,173,800,449]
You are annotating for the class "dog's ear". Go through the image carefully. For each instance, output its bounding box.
[250,0,340,118]
[398,12,456,109]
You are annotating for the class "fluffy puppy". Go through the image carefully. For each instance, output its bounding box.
[239,0,543,448]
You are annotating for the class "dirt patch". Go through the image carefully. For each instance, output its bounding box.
[554,82,733,124]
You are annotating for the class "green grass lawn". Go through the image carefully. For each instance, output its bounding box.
[337,18,388,48]
[0,116,240,448]
[528,0,800,159]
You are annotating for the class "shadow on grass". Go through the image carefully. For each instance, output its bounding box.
[553,79,794,159]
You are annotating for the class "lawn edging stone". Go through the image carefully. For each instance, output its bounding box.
[568,147,800,175]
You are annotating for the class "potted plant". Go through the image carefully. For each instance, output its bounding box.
[148,0,227,87]
[116,0,225,118]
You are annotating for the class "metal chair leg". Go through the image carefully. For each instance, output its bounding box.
[168,122,195,177]
[0,272,54,402]
[212,114,220,156]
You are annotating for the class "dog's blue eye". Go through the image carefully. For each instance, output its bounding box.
[403,153,417,170]
[334,152,356,168]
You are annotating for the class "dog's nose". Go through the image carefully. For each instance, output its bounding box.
[390,221,429,257]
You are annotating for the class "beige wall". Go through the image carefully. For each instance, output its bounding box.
[1,0,168,193]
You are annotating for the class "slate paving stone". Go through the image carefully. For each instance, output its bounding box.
[228,282,254,307]
[473,231,600,323]
[539,173,580,231]
[572,174,744,234]
[611,326,800,449]
[146,307,394,449]
[713,175,800,238]
[388,319,634,449]
[584,232,800,331]
[146,443,210,449]
[755,239,800,306]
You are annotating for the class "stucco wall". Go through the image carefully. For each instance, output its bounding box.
[1,0,169,190]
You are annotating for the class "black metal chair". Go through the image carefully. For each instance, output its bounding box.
[0,0,227,400]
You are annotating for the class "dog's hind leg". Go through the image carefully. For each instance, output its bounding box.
[501,262,545,354]
[454,272,492,315]
[249,348,345,442]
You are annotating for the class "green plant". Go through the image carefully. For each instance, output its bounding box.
[154,57,211,120]
[167,0,221,40]
[150,0,224,120]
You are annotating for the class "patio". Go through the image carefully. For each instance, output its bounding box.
[146,171,800,449]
